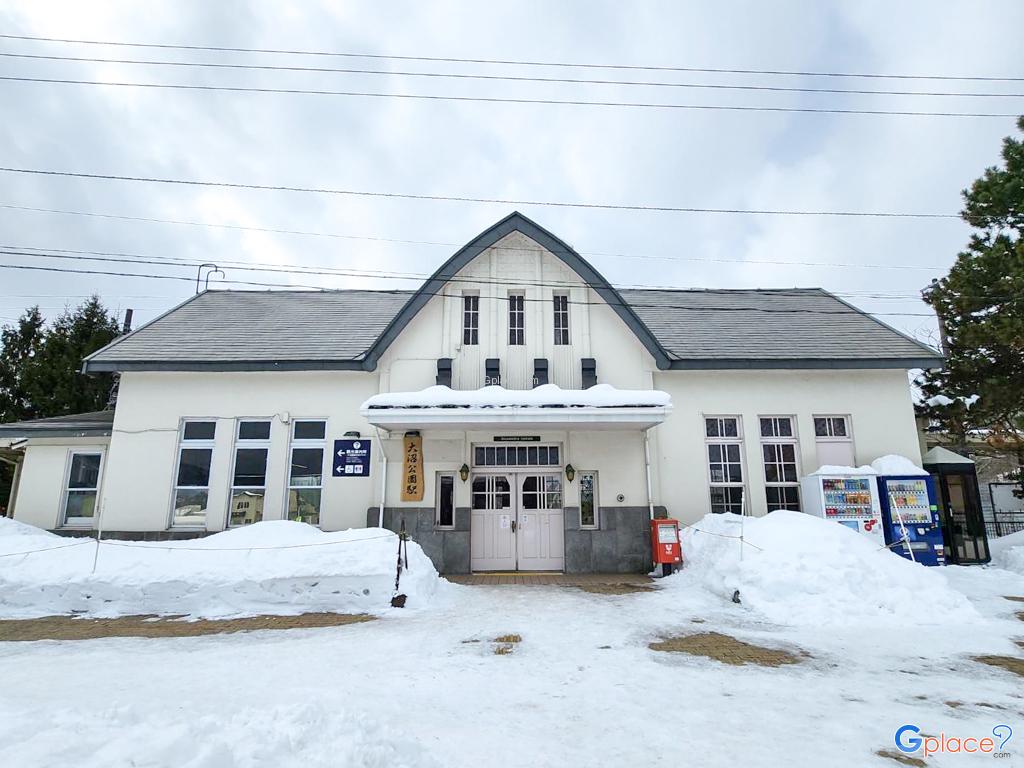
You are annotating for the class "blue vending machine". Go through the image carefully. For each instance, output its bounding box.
[876,474,945,566]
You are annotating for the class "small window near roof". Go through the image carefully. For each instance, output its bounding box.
[463,294,479,346]
[553,294,570,345]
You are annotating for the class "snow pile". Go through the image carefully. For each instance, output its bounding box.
[0,519,443,619]
[668,511,977,627]
[1,704,442,768]
[808,464,876,476]
[870,455,929,476]
[989,529,1024,574]
[362,383,671,409]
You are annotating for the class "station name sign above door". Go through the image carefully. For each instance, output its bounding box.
[333,439,371,478]
[493,436,541,443]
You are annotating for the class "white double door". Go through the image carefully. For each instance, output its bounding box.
[470,473,565,571]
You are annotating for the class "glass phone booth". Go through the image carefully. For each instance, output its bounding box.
[922,447,991,565]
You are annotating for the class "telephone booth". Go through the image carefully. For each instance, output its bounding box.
[922,447,991,565]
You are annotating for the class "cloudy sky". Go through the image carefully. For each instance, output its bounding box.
[0,0,1021,347]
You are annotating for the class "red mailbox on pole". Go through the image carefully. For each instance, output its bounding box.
[651,518,682,575]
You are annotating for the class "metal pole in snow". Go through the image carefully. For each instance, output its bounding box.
[643,429,655,520]
[739,487,745,562]
[889,490,917,563]
[374,427,387,529]
[91,497,105,574]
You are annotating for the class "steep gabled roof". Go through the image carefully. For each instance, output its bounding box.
[81,213,943,373]
[361,212,673,370]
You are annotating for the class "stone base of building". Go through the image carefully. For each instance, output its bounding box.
[369,505,661,575]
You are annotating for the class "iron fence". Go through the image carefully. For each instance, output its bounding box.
[985,510,1024,539]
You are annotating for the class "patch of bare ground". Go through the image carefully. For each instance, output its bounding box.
[875,748,926,766]
[973,655,1024,677]
[0,613,373,642]
[649,632,801,667]
[493,633,522,655]
[576,583,654,595]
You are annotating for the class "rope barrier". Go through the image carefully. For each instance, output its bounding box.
[0,532,397,557]
[96,533,398,552]
[678,521,765,551]
[0,540,93,558]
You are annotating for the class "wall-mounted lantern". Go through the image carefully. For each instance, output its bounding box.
[565,464,576,483]
[459,463,470,482]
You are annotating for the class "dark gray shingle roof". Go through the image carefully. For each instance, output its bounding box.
[619,288,940,366]
[0,410,114,437]
[83,286,940,373]
[85,290,413,370]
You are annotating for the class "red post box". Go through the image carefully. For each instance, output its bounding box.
[651,518,682,574]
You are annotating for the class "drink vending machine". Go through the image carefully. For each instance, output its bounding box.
[875,474,945,566]
[800,469,885,547]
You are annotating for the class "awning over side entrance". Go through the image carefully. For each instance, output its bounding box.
[360,384,672,431]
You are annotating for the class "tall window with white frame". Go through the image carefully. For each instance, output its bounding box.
[579,471,599,528]
[435,472,455,528]
[705,416,745,514]
[553,293,570,345]
[287,420,326,526]
[172,420,216,527]
[462,293,479,346]
[813,414,854,467]
[508,293,525,346]
[62,451,102,526]
[230,419,271,526]
[760,416,801,511]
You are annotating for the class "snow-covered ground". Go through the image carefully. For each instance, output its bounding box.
[1,515,1022,767]
[0,519,441,618]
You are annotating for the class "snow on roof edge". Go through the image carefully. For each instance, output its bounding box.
[361,384,671,410]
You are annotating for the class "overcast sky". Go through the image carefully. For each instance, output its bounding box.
[1,0,1021,347]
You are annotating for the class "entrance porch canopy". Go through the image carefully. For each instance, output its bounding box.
[360,384,672,431]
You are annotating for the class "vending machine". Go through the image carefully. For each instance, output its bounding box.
[800,469,885,547]
[875,475,945,566]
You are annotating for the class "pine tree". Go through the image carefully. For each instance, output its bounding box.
[0,298,121,511]
[918,116,1024,499]
[0,306,46,423]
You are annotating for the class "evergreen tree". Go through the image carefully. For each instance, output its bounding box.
[0,306,46,423]
[0,297,121,511]
[919,116,1024,499]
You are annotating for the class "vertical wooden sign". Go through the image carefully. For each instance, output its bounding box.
[401,434,424,502]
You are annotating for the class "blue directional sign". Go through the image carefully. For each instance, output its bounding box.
[333,439,372,478]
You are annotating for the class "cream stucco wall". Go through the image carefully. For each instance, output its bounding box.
[377,231,657,393]
[652,368,922,523]
[8,230,926,538]
[99,371,380,532]
[12,437,110,530]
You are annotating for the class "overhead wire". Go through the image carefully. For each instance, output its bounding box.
[2,32,1021,82]
[0,167,962,218]
[0,258,948,317]
[0,75,1016,117]
[3,51,1023,99]
[0,203,957,270]
[0,243,980,301]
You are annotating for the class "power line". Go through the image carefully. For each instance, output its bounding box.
[4,51,1023,99]
[0,243,957,298]
[0,167,962,218]
[1,75,1016,118]
[0,259,942,317]
[0,203,954,270]
[2,32,1021,83]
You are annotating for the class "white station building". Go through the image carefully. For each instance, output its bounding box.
[0,213,941,573]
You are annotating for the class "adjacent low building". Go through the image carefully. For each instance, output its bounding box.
[0,213,942,573]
